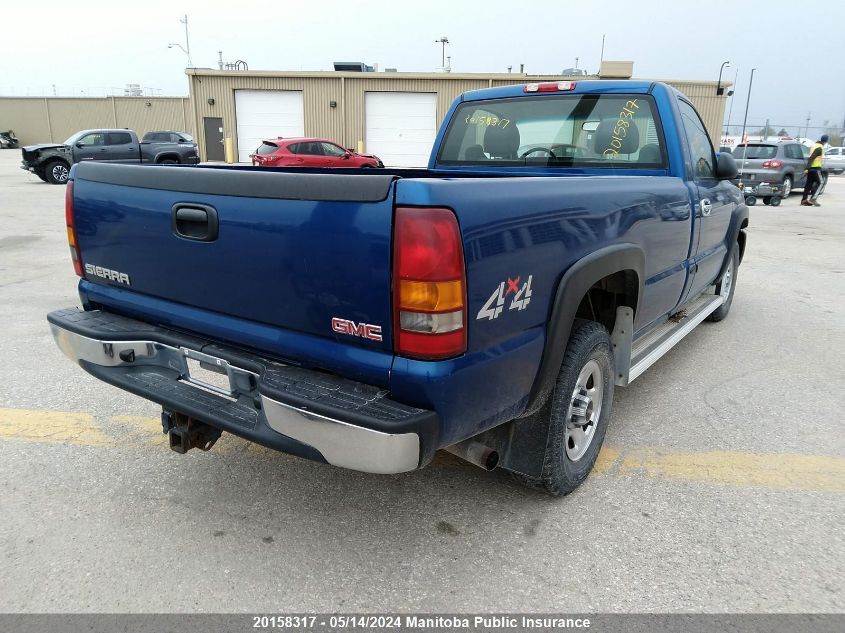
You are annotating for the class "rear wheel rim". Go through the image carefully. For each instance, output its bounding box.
[564,359,603,462]
[52,164,68,183]
[720,257,734,300]
[782,177,792,196]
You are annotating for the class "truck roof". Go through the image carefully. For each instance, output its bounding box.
[460,80,657,102]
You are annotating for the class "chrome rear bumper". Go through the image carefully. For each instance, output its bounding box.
[48,309,435,474]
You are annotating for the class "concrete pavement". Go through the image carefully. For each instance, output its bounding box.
[0,151,842,612]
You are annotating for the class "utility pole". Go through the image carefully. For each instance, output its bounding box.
[804,113,811,140]
[600,34,605,67]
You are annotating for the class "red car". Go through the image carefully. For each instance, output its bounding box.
[250,137,383,168]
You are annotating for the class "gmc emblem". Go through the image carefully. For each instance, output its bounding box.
[331,317,383,342]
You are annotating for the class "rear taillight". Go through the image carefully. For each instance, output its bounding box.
[393,207,466,360]
[762,159,784,168]
[65,181,83,276]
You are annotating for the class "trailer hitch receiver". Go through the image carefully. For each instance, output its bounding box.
[161,410,223,453]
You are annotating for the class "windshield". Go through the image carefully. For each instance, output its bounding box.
[733,144,777,160]
[438,93,665,168]
[63,131,88,145]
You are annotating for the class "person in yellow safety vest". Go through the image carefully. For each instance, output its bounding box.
[801,134,828,207]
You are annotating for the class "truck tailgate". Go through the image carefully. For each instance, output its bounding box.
[71,162,397,357]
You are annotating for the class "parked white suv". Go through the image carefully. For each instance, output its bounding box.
[824,147,845,175]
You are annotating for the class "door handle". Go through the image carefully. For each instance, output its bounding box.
[172,204,219,241]
[700,199,712,216]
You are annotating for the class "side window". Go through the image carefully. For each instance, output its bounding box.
[321,142,347,157]
[78,133,105,147]
[678,100,715,180]
[107,132,132,145]
[287,143,301,154]
[785,144,803,160]
[303,142,323,155]
[801,145,810,159]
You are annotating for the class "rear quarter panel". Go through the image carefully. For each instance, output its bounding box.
[392,175,693,445]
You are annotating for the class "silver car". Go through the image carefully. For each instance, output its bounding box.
[824,147,845,175]
[732,140,813,196]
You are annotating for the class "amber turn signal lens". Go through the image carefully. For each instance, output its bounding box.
[398,279,463,312]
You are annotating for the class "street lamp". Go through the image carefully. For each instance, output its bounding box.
[717,60,730,95]
[168,42,192,67]
[168,15,192,67]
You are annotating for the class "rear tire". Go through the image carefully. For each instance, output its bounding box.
[512,319,614,496]
[157,158,178,165]
[745,195,757,206]
[781,175,793,197]
[44,160,70,184]
[706,242,739,322]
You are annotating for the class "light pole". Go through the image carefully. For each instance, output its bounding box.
[717,60,730,95]
[167,42,192,67]
[738,68,756,181]
[725,67,739,135]
[168,15,192,66]
[435,36,449,68]
[180,15,190,60]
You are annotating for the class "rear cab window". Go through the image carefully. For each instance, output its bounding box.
[437,93,666,168]
[106,132,133,145]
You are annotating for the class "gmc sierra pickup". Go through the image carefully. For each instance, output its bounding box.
[21,128,198,184]
[49,80,747,495]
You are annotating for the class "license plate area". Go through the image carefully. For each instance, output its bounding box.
[180,348,256,399]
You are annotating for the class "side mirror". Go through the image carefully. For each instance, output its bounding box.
[715,152,738,180]
[341,152,351,159]
[75,142,85,148]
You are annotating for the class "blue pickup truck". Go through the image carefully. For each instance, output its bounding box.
[49,80,746,495]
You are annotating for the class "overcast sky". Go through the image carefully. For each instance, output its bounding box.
[2,0,843,137]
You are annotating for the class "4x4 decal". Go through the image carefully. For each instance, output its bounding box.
[476,275,533,321]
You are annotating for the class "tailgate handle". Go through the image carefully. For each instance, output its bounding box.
[172,204,219,241]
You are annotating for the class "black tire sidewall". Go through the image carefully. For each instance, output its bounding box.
[44,160,69,184]
[544,320,615,495]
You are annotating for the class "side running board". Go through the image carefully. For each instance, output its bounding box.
[612,293,725,386]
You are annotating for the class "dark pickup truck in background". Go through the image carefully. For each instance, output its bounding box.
[21,128,198,184]
[50,80,748,496]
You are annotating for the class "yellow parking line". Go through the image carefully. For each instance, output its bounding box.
[0,407,111,447]
[1,407,843,491]
[592,447,621,475]
[110,414,168,446]
[619,448,845,492]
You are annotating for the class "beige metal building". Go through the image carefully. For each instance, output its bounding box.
[0,68,728,166]
[0,96,193,146]
[186,67,729,164]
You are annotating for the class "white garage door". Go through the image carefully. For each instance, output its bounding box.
[234,90,304,162]
[365,92,437,167]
